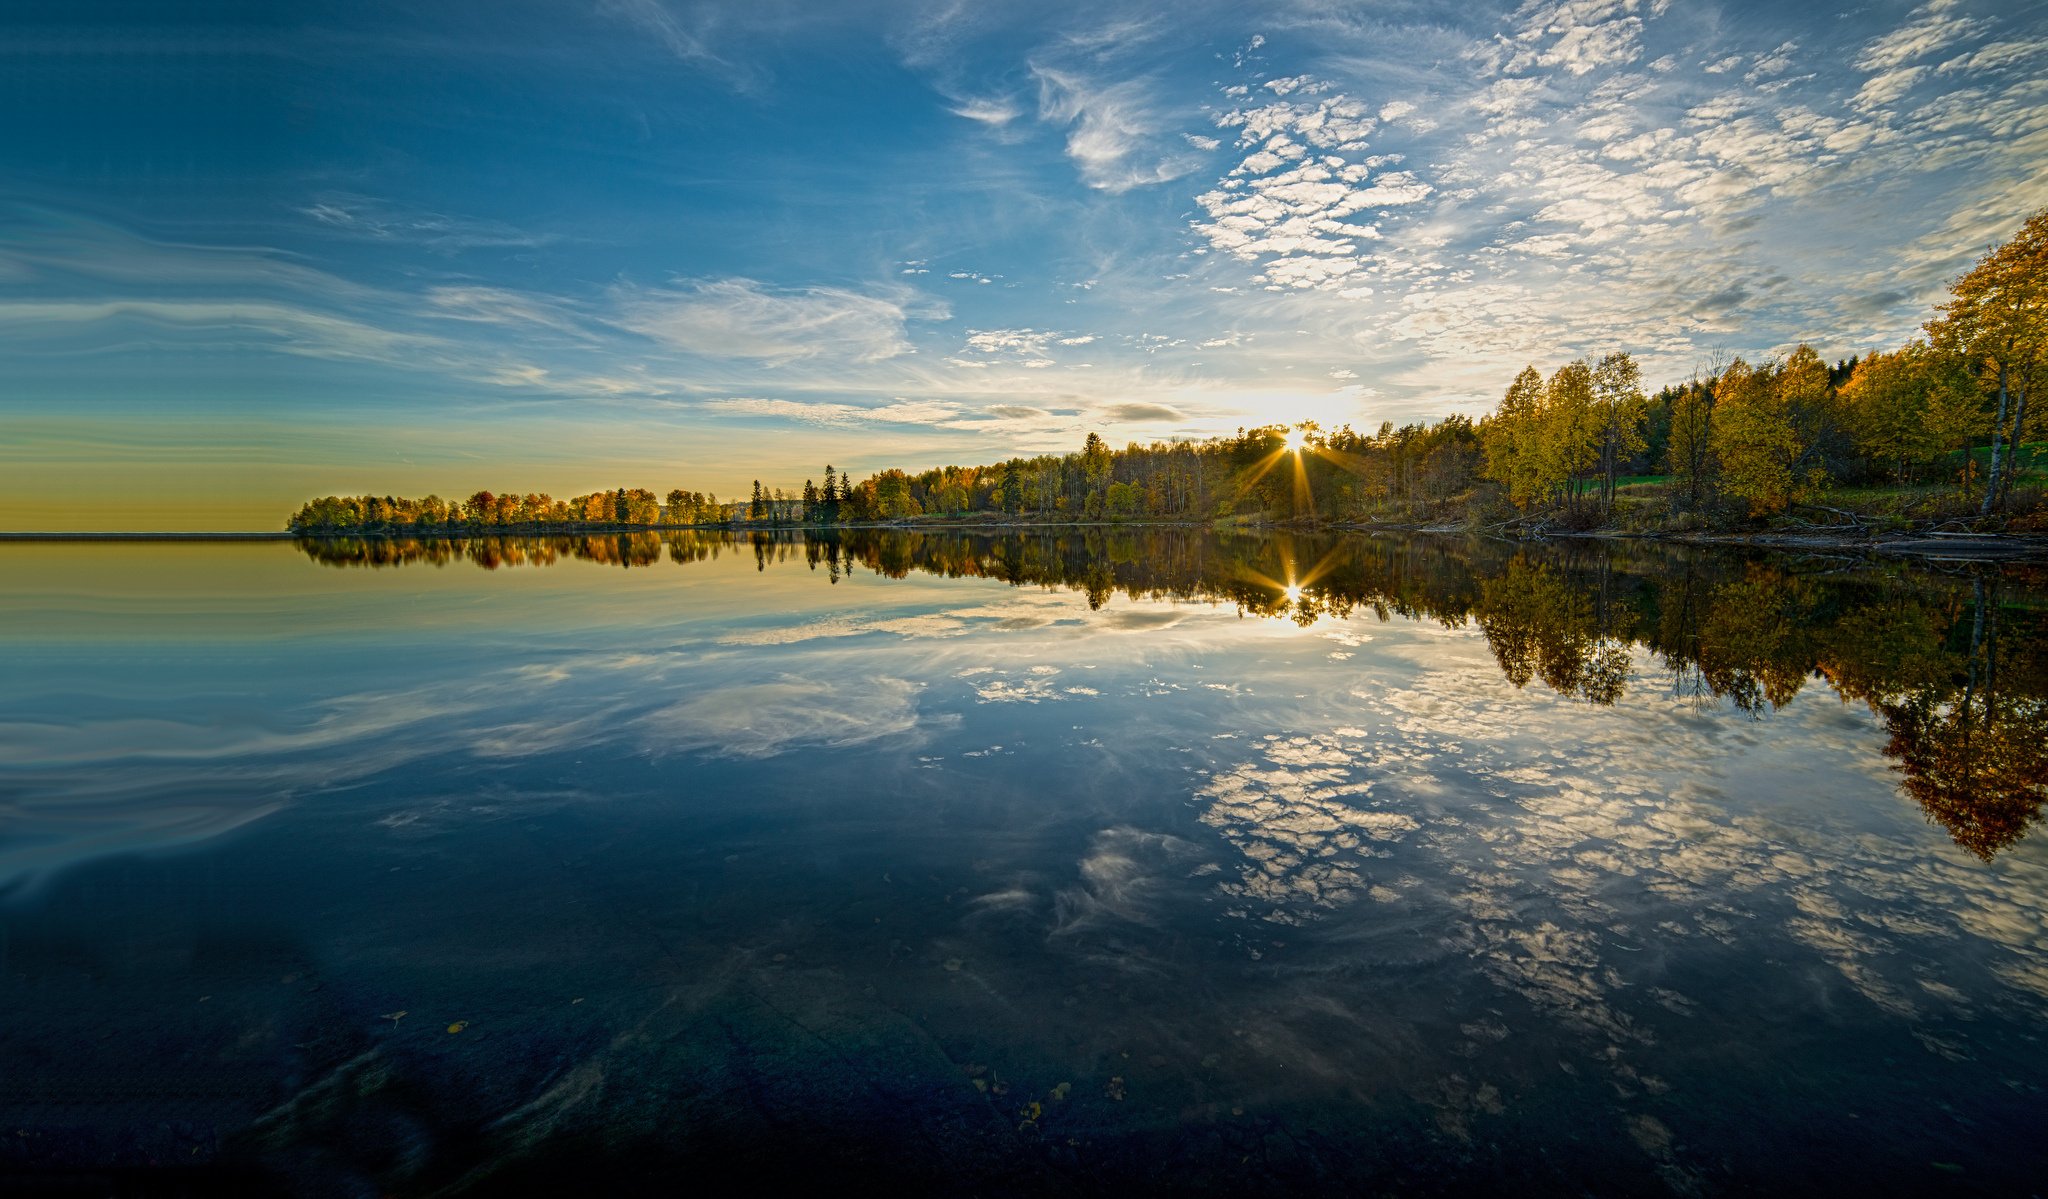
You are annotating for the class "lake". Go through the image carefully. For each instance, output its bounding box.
[3,530,2044,1194]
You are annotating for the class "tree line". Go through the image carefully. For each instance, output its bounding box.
[288,205,2044,534]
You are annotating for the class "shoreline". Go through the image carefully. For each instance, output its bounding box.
[0,531,300,541]
[6,523,2045,560]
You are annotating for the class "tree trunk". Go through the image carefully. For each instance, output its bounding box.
[1981,364,2009,516]
[1999,377,2028,506]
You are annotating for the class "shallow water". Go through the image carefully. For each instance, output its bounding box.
[3,530,2044,1194]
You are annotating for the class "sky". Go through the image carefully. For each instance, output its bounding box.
[4,0,2045,530]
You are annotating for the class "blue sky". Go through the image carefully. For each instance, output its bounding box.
[4,0,2045,528]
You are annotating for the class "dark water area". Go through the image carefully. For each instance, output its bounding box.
[2,530,2045,1196]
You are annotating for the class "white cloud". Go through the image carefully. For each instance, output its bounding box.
[950,96,1021,125]
[1033,65,1204,192]
[299,195,552,250]
[1937,38,2048,74]
[702,397,964,424]
[0,299,443,365]
[424,286,588,336]
[1851,65,1928,113]
[965,327,1057,354]
[1855,0,1989,72]
[597,0,726,68]
[611,277,929,363]
[1190,76,1430,292]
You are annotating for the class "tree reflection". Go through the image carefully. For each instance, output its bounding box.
[295,530,2048,857]
[1477,559,1634,703]
[1851,579,2048,859]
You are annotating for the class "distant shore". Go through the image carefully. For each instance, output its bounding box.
[7,521,2047,560]
[0,531,299,541]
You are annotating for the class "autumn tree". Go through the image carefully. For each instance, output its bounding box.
[1592,351,1648,507]
[1927,206,2048,513]
[1713,354,1821,515]
[1542,360,1601,504]
[1666,377,1716,509]
[1482,366,1547,508]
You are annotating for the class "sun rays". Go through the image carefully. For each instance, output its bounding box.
[1230,424,1323,516]
[1234,536,1353,622]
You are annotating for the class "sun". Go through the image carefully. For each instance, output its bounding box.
[1282,428,1307,454]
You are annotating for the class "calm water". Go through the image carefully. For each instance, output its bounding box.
[3,531,2045,1195]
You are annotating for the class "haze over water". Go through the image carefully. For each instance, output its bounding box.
[3,531,2044,1193]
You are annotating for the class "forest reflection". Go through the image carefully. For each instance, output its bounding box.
[296,530,2048,860]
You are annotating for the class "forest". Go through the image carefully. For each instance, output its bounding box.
[287,206,2045,537]
[295,525,2046,860]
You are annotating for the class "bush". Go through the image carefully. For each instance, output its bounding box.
[1552,498,1607,532]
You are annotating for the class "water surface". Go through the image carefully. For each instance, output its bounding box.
[3,531,2045,1194]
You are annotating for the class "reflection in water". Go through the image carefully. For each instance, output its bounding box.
[7,530,2048,1193]
[298,530,2048,859]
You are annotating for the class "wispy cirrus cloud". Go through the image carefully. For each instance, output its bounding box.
[301,195,555,252]
[948,95,1023,127]
[0,299,446,365]
[1032,65,1204,193]
[700,397,967,425]
[610,277,941,364]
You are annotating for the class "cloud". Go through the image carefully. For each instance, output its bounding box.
[1189,75,1429,292]
[1100,402,1184,422]
[950,95,1021,125]
[595,0,740,73]
[1854,0,1989,72]
[1851,65,1928,113]
[611,277,929,363]
[955,327,1077,369]
[965,327,1056,354]
[300,195,552,251]
[1033,66,1203,192]
[702,396,964,425]
[1938,38,2048,74]
[0,299,443,365]
[424,286,589,336]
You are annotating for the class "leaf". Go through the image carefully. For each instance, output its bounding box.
[446,1020,468,1034]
